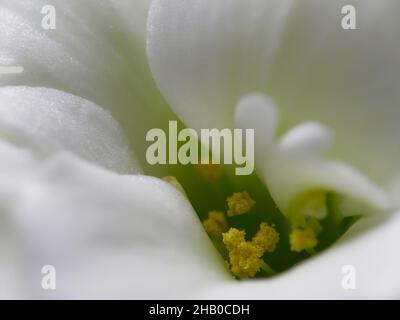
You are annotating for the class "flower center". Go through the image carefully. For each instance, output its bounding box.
[155,93,388,280]
[162,163,359,280]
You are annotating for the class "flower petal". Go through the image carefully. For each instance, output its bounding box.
[0,0,175,164]
[3,153,228,299]
[271,122,389,213]
[0,86,138,173]
[235,93,389,215]
[147,0,400,183]
[197,210,400,299]
[278,122,332,156]
[0,139,38,208]
[0,217,22,299]
[0,138,41,298]
[148,0,294,131]
[234,93,278,171]
[266,151,389,215]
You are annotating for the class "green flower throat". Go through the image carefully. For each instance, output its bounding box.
[162,161,360,280]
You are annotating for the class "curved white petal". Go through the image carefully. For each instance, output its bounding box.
[197,211,400,299]
[0,217,22,299]
[234,93,278,171]
[278,122,332,156]
[3,148,396,299]
[1,146,398,299]
[270,122,389,213]
[0,0,148,98]
[266,154,389,215]
[147,0,400,184]
[235,93,389,214]
[3,153,228,299]
[0,0,174,163]
[0,139,42,298]
[0,139,38,209]
[148,0,294,131]
[0,86,138,173]
[0,139,37,177]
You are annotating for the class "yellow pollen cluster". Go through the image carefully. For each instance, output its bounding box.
[222,228,245,251]
[227,192,256,216]
[202,211,228,238]
[195,162,223,183]
[222,223,279,279]
[289,227,318,252]
[252,222,280,253]
[288,190,326,253]
[289,190,328,225]
[222,228,263,279]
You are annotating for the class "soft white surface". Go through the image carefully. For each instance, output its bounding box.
[148,0,400,185]
[0,0,149,101]
[0,0,174,160]
[234,93,278,171]
[148,0,295,131]
[3,153,228,299]
[0,86,138,173]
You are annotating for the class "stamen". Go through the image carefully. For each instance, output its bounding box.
[162,176,187,196]
[260,261,276,276]
[288,190,326,253]
[195,162,223,183]
[252,222,280,253]
[289,227,318,253]
[290,190,328,221]
[202,211,228,238]
[222,223,279,279]
[222,228,246,251]
[227,191,256,216]
[222,228,264,279]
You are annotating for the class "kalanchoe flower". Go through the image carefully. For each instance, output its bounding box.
[1,0,400,299]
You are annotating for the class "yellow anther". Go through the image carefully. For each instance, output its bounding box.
[202,211,228,238]
[228,242,264,279]
[222,228,264,279]
[162,176,187,197]
[252,222,280,253]
[289,190,328,222]
[222,228,246,252]
[287,190,326,253]
[227,191,256,217]
[195,162,223,183]
[289,227,318,253]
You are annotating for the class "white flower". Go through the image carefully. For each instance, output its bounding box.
[1,0,400,299]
